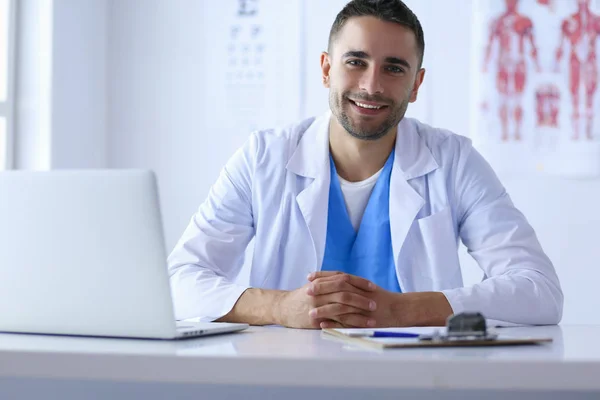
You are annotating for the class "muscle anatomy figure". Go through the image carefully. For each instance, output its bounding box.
[555,0,600,140]
[483,0,541,142]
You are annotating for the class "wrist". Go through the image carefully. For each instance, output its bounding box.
[389,292,408,326]
[392,292,453,327]
[227,288,289,326]
[271,290,289,326]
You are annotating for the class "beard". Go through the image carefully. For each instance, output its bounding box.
[329,89,410,141]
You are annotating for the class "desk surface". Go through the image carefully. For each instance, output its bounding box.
[1,325,599,391]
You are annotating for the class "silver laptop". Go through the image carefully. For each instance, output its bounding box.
[0,170,248,339]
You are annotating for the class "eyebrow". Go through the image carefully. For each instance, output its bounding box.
[342,50,412,70]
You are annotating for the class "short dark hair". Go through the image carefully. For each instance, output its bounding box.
[328,0,425,68]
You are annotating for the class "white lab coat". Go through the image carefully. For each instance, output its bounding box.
[168,111,563,325]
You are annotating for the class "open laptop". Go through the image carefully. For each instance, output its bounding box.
[0,170,248,339]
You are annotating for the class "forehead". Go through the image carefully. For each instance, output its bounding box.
[333,16,419,62]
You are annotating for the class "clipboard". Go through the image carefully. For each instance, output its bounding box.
[322,328,553,349]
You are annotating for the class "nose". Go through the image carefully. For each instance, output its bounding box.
[359,67,384,95]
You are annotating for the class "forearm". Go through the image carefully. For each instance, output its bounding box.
[216,288,287,325]
[391,292,454,327]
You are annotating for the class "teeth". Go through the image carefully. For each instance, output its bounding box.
[355,101,382,110]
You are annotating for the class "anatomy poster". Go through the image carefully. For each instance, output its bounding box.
[473,0,600,177]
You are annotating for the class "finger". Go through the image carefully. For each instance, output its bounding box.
[307,279,366,297]
[313,307,376,328]
[309,318,329,329]
[307,275,345,288]
[306,275,352,295]
[307,271,343,281]
[332,313,376,328]
[309,273,377,292]
[316,291,376,312]
[341,274,377,292]
[320,320,345,329]
[309,303,365,320]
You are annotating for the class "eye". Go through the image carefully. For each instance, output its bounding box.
[386,65,405,74]
[347,59,366,67]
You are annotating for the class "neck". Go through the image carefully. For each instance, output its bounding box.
[329,118,397,182]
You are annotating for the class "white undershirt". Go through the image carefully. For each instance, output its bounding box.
[337,168,384,231]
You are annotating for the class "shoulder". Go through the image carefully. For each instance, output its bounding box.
[253,116,315,146]
[241,116,317,165]
[407,118,473,166]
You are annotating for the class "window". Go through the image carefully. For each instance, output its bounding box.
[0,0,14,170]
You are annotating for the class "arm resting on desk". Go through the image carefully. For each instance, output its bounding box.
[442,146,563,325]
[216,288,285,325]
[168,136,257,321]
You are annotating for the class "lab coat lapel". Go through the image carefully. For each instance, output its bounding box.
[285,114,440,274]
[390,119,439,275]
[286,112,331,271]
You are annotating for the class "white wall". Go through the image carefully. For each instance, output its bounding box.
[107,0,303,251]
[107,0,215,251]
[14,0,107,170]
[51,0,107,168]
[105,0,599,324]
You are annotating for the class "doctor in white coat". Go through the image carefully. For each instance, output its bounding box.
[168,0,563,329]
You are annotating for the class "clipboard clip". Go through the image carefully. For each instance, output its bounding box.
[419,312,498,342]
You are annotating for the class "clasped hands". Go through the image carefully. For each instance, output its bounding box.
[277,271,399,329]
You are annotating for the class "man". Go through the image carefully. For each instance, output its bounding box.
[168,0,563,329]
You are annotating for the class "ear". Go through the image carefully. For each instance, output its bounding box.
[320,52,331,88]
[409,68,426,103]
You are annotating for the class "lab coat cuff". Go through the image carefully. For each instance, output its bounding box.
[214,284,250,322]
[440,289,466,316]
[439,289,528,328]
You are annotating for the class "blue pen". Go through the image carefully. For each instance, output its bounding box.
[348,331,421,338]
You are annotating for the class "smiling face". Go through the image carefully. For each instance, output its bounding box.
[321,16,425,141]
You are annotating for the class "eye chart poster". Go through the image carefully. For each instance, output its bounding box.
[202,0,303,142]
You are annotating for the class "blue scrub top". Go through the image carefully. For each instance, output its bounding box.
[321,150,401,292]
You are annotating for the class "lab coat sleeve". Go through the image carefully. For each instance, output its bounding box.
[441,144,564,325]
[167,134,258,321]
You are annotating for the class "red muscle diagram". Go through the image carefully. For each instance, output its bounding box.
[483,0,541,142]
[476,0,600,176]
[554,0,600,141]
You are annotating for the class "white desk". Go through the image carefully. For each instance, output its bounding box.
[1,325,599,400]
